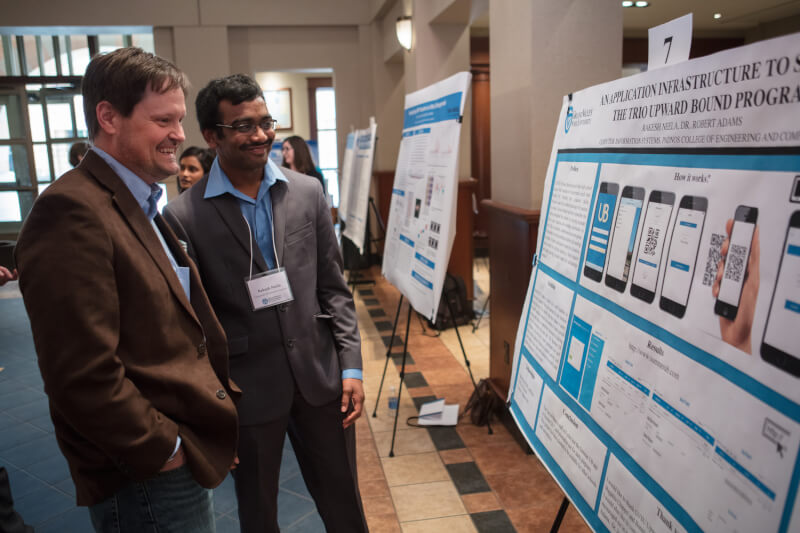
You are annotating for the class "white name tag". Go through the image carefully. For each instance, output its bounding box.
[245,268,294,311]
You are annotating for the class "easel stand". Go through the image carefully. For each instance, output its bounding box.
[550,497,570,533]
[368,295,412,458]
[346,197,388,289]
[472,294,490,333]
[371,295,404,419]
[372,274,493,458]
[443,272,492,436]
[346,212,375,289]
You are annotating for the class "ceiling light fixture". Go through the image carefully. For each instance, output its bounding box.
[634,1,649,7]
[714,13,722,19]
[396,16,413,51]
[621,1,633,7]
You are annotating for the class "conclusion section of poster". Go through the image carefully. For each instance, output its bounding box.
[383,72,471,320]
[508,33,800,533]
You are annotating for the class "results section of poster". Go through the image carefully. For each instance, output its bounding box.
[508,33,800,533]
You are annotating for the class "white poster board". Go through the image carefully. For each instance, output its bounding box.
[338,131,356,224]
[343,119,378,253]
[382,72,472,320]
[508,33,800,533]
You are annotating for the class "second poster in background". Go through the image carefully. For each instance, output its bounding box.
[382,71,471,320]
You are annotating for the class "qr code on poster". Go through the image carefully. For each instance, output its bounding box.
[702,233,725,286]
[724,244,748,283]
[643,227,660,255]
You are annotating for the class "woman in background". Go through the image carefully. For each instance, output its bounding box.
[68,142,89,167]
[178,146,214,193]
[281,135,325,189]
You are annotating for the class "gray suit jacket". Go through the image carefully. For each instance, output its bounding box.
[163,166,361,425]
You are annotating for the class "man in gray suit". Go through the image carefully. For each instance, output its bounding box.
[163,74,367,533]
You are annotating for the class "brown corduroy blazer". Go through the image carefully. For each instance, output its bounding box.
[15,150,240,506]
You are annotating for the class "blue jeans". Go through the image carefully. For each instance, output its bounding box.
[88,465,215,533]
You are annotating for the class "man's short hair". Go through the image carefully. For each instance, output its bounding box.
[196,74,264,135]
[81,47,187,140]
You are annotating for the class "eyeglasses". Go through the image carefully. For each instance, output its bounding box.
[216,118,277,134]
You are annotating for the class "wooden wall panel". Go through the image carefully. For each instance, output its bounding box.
[482,199,540,401]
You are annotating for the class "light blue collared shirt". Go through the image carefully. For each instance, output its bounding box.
[204,157,362,381]
[204,157,286,270]
[92,148,189,301]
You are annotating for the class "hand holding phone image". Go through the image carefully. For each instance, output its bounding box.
[713,211,760,354]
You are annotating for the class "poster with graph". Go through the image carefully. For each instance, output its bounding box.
[382,72,471,320]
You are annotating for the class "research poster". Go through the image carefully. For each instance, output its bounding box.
[508,33,800,533]
[343,119,378,253]
[383,72,471,320]
[338,131,356,225]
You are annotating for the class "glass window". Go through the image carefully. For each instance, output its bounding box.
[98,35,124,54]
[0,146,16,183]
[1,36,21,76]
[68,36,91,76]
[22,36,40,75]
[74,95,87,137]
[315,88,336,130]
[28,102,46,143]
[0,27,153,229]
[0,145,32,186]
[47,101,75,139]
[40,37,57,76]
[1,94,26,140]
[0,191,22,222]
[52,142,73,176]
[33,143,51,182]
[317,130,338,170]
[315,86,338,206]
[132,33,155,53]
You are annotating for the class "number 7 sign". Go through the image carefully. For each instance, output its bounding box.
[648,13,693,71]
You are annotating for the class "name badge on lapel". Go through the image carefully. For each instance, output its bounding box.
[245,267,294,311]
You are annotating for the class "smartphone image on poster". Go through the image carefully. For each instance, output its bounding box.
[583,182,619,282]
[660,196,708,317]
[715,205,758,320]
[761,211,800,376]
[605,186,645,292]
[630,191,675,303]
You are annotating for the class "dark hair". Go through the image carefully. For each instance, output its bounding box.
[81,47,187,141]
[282,136,317,176]
[68,141,90,167]
[196,74,264,135]
[179,146,214,174]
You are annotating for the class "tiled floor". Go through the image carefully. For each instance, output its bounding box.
[0,262,591,532]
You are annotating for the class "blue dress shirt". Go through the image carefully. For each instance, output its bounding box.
[203,158,362,381]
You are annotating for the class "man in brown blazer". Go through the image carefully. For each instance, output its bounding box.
[14,47,239,532]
